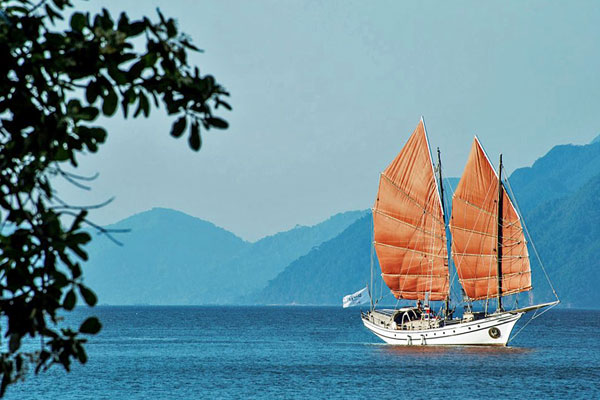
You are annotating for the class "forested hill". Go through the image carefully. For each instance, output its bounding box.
[252,214,376,305]
[527,172,600,307]
[200,209,368,303]
[83,208,366,304]
[84,208,249,305]
[508,138,600,215]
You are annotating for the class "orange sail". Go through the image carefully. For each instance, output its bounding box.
[450,137,532,300]
[373,119,449,301]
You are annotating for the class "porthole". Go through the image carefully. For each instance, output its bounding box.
[489,327,501,339]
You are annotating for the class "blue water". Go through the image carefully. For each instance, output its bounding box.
[6,307,600,399]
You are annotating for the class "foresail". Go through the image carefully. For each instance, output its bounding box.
[373,119,449,301]
[450,137,532,300]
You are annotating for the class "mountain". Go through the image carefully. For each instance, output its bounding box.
[210,210,367,303]
[83,208,249,304]
[526,173,600,308]
[253,214,380,305]
[508,140,600,215]
[83,207,366,304]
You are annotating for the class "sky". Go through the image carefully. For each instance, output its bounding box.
[54,0,600,241]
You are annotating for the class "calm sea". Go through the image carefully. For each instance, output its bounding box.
[6,307,599,399]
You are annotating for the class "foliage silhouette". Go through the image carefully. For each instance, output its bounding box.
[0,0,229,395]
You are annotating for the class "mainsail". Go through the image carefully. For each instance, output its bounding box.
[373,119,449,301]
[450,137,532,301]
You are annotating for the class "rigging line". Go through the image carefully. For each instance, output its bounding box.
[375,242,447,258]
[466,286,532,301]
[443,177,456,197]
[373,209,446,241]
[380,174,445,226]
[502,168,559,301]
[441,177,457,305]
[395,231,419,300]
[370,212,375,310]
[451,224,524,240]
[452,179,496,292]
[373,191,385,304]
[383,273,448,278]
[428,207,435,300]
[378,181,443,301]
[452,253,528,259]
[508,301,560,344]
[453,197,502,220]
[379,271,383,302]
[459,271,531,281]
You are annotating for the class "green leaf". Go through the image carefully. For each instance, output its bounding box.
[78,285,98,306]
[79,317,102,334]
[181,39,201,52]
[55,147,70,162]
[70,12,86,32]
[189,120,201,151]
[216,99,232,111]
[75,342,88,364]
[78,107,99,121]
[45,4,63,23]
[63,289,76,311]
[141,93,150,117]
[8,334,21,353]
[171,117,186,138]
[102,88,118,116]
[127,60,145,80]
[134,92,150,118]
[166,19,177,38]
[129,21,146,37]
[86,81,100,104]
[207,117,229,129]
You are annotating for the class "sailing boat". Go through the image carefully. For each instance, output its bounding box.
[361,118,559,346]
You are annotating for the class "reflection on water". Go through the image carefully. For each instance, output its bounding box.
[375,343,534,358]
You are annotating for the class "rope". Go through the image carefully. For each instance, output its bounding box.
[370,213,375,310]
[508,301,559,344]
[443,176,464,309]
[380,174,446,226]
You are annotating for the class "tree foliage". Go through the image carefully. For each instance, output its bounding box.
[0,0,229,395]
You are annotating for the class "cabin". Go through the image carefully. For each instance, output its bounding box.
[365,307,442,330]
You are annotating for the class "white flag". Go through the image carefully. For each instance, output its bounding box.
[342,286,370,308]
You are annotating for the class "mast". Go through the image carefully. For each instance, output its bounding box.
[450,138,531,302]
[437,147,450,318]
[496,154,504,312]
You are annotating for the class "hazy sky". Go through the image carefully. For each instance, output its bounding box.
[55,0,600,241]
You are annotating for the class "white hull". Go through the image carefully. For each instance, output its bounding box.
[362,312,523,346]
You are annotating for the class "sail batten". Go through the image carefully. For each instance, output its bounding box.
[450,138,532,301]
[373,120,449,301]
[378,174,446,226]
[373,210,446,241]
